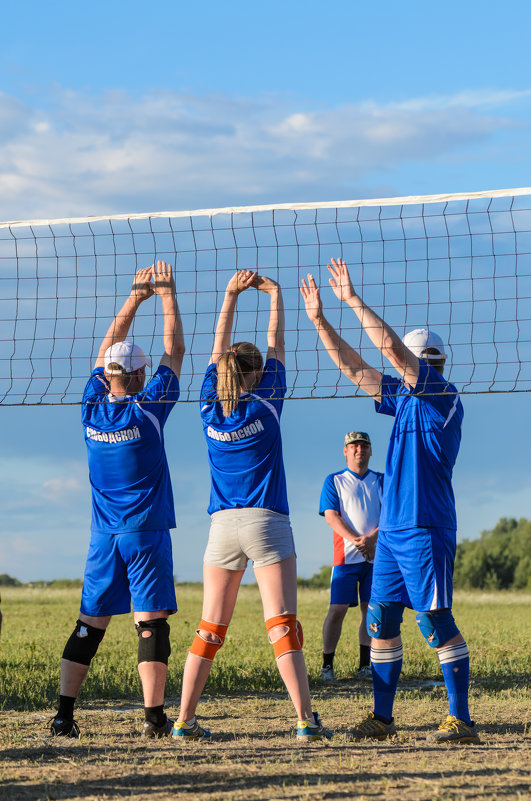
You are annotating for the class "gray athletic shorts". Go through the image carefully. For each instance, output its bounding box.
[204,508,296,571]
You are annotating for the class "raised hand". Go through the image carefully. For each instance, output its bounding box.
[226,269,258,295]
[327,258,356,304]
[300,273,323,324]
[152,260,176,296]
[131,266,155,302]
[253,275,280,295]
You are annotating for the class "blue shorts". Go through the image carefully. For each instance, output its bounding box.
[330,562,373,607]
[80,530,177,617]
[370,527,456,611]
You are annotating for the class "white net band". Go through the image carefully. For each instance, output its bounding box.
[1,187,530,404]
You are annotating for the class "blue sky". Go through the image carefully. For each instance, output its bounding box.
[1,1,530,582]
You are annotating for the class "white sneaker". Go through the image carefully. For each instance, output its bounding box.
[320,665,335,682]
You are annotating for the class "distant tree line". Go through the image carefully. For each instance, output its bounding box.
[454,517,531,591]
[298,564,332,588]
[0,575,82,588]
[299,518,531,591]
[2,518,530,591]
[0,574,21,586]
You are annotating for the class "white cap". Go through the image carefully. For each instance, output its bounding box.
[402,328,446,360]
[104,341,152,374]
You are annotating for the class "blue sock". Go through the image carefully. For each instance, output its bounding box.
[370,644,403,721]
[438,641,471,724]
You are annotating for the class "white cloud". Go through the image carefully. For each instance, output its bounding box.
[40,475,83,503]
[0,457,87,511]
[394,88,531,112]
[0,85,527,222]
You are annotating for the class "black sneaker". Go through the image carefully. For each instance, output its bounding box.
[141,715,174,738]
[50,717,80,738]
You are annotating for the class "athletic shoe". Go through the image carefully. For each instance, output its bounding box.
[426,715,480,744]
[356,665,373,680]
[320,666,335,682]
[296,711,333,742]
[348,712,396,740]
[172,719,211,741]
[50,717,80,738]
[141,715,174,738]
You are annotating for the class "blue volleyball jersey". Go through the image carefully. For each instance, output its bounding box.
[82,365,179,534]
[200,359,289,515]
[376,362,463,531]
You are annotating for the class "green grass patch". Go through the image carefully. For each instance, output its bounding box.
[0,586,529,709]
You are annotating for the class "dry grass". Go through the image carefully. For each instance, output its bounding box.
[0,587,529,799]
[0,684,529,801]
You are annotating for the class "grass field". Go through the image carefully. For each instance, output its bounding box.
[0,586,529,800]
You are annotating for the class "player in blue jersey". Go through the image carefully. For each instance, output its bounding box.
[301,258,479,744]
[319,431,382,683]
[50,260,185,739]
[173,269,331,743]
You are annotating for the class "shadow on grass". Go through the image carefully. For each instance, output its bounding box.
[3,672,529,712]
[0,760,528,800]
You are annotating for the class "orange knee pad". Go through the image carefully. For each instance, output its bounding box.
[265,613,303,658]
[189,618,228,661]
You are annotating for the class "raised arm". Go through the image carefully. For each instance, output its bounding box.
[300,274,382,400]
[209,270,257,364]
[94,266,154,369]
[328,258,420,388]
[254,276,285,364]
[153,260,185,379]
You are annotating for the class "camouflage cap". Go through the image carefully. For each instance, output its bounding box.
[344,431,371,446]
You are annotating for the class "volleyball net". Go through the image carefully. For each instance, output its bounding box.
[1,187,530,404]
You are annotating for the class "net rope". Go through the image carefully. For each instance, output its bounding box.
[1,188,530,405]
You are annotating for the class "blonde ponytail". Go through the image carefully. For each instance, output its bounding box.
[216,342,263,418]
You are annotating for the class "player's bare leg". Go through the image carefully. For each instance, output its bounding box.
[178,564,243,724]
[52,613,110,737]
[59,613,110,696]
[134,610,169,706]
[134,609,175,737]
[254,555,314,721]
[322,604,349,653]
[356,601,372,675]
[321,603,348,680]
[358,603,371,648]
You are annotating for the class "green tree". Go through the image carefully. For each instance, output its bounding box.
[455,518,531,590]
[298,565,332,588]
[0,574,21,586]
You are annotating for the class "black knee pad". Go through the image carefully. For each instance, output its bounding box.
[62,619,106,666]
[136,618,171,665]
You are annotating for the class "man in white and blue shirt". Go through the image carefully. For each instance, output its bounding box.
[319,431,382,682]
[301,258,479,744]
[50,261,184,740]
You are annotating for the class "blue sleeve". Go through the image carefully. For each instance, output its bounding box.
[375,374,400,417]
[200,363,217,403]
[319,473,340,515]
[137,365,180,425]
[257,359,286,397]
[82,367,108,403]
[254,359,286,414]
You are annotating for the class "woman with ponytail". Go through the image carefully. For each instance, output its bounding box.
[173,270,332,743]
